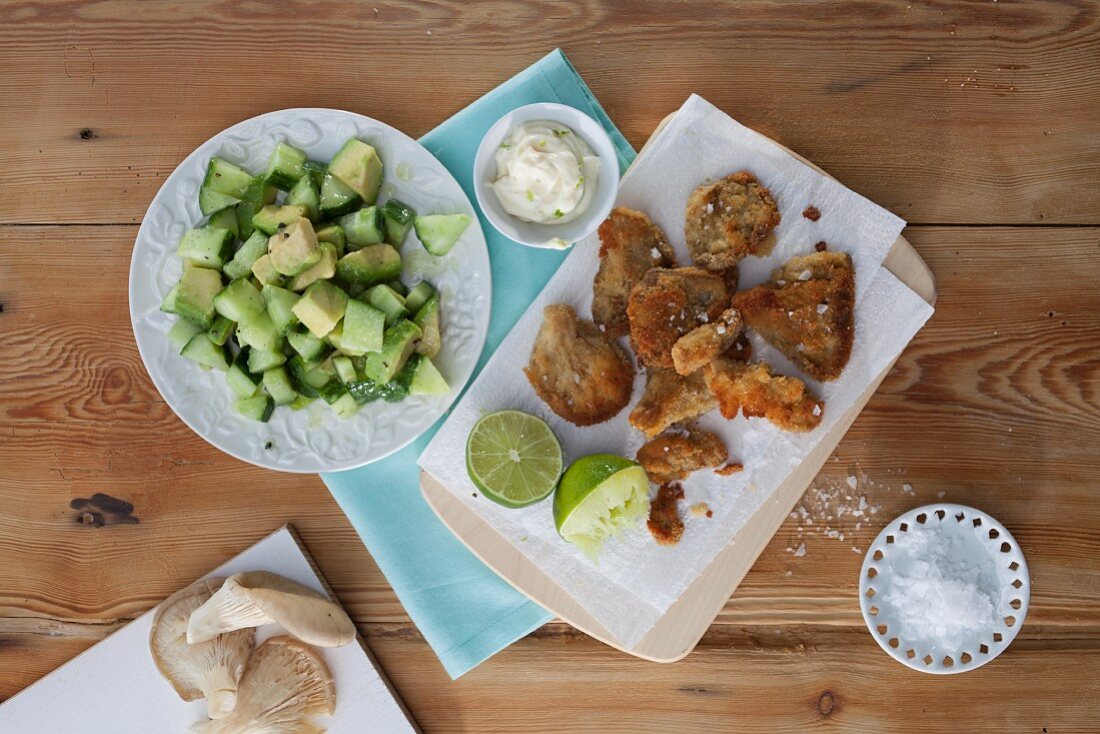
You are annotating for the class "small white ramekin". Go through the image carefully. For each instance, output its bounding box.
[472,102,620,249]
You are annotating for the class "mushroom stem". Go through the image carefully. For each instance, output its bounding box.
[201,666,240,719]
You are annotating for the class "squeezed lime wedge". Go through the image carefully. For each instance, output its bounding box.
[553,454,650,558]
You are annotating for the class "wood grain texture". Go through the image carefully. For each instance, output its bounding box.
[3,225,1099,731]
[0,1,1098,224]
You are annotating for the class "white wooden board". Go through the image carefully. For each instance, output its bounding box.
[0,526,418,733]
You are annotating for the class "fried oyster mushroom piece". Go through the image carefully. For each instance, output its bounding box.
[191,636,336,734]
[524,304,635,426]
[671,307,743,376]
[635,428,728,485]
[626,267,730,369]
[703,356,824,433]
[732,250,855,382]
[629,368,717,438]
[150,577,254,720]
[685,171,781,270]
[592,207,677,338]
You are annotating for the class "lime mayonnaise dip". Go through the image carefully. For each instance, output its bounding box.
[489,120,599,226]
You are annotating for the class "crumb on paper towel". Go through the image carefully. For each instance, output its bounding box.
[690,502,713,518]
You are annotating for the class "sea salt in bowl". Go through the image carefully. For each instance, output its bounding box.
[859,503,1030,674]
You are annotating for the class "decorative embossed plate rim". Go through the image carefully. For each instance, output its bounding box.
[129,108,491,473]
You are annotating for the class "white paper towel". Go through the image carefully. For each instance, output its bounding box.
[420,95,935,648]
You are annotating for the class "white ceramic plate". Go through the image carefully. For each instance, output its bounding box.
[859,503,1030,674]
[129,108,491,473]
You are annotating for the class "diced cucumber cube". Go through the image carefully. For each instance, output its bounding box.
[287,329,330,362]
[207,315,235,346]
[199,158,255,215]
[328,138,383,203]
[366,284,407,325]
[382,198,416,247]
[247,346,286,374]
[287,355,323,397]
[331,392,361,418]
[338,207,386,248]
[269,218,321,276]
[237,312,282,352]
[319,380,349,405]
[387,280,409,297]
[175,264,223,329]
[223,231,269,280]
[167,318,202,352]
[180,333,229,371]
[319,172,360,219]
[290,395,316,411]
[362,319,421,384]
[160,284,180,315]
[178,225,234,269]
[410,356,449,395]
[262,367,298,405]
[303,160,327,188]
[262,284,300,333]
[252,204,310,236]
[413,214,471,256]
[235,394,274,422]
[292,281,348,338]
[213,278,265,324]
[208,206,241,239]
[286,173,321,222]
[335,244,402,285]
[263,142,307,191]
[404,281,435,314]
[332,356,357,385]
[340,299,385,355]
[414,295,441,358]
[287,242,337,292]
[227,351,262,398]
[234,176,278,239]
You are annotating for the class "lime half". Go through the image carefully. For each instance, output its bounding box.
[554,454,650,558]
[466,410,563,508]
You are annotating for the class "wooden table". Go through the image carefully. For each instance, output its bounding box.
[2,1,1098,730]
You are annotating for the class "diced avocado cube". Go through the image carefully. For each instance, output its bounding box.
[237,312,282,353]
[287,329,330,362]
[287,242,337,292]
[315,224,346,256]
[410,356,449,395]
[404,281,435,314]
[235,394,274,422]
[338,207,386,248]
[167,318,202,352]
[175,264,223,329]
[263,142,307,191]
[414,214,471,256]
[362,319,422,384]
[178,225,234,269]
[223,231,269,280]
[413,295,441,358]
[269,218,321,277]
[227,351,262,398]
[207,315,235,346]
[336,244,402,286]
[180,332,229,371]
[337,300,385,355]
[328,138,383,204]
[250,254,284,286]
[319,172,360,219]
[291,281,348,338]
[286,173,321,222]
[208,206,241,239]
[262,284,300,333]
[262,367,298,405]
[199,157,255,215]
[252,204,310,236]
[366,284,407,325]
[213,278,264,324]
[247,346,286,373]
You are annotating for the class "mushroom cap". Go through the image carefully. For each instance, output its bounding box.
[150,577,254,719]
[190,636,336,733]
[187,571,356,648]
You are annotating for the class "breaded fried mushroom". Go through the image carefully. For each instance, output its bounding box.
[524,304,635,426]
[592,207,677,338]
[647,483,686,546]
[671,307,743,376]
[636,429,728,484]
[732,251,855,381]
[626,267,729,369]
[685,172,781,270]
[703,357,824,433]
[629,368,717,438]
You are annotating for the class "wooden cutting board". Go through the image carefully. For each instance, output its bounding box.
[420,115,936,662]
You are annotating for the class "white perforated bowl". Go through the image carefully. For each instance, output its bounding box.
[859,503,1029,674]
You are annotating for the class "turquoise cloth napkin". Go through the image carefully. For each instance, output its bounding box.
[321,49,635,679]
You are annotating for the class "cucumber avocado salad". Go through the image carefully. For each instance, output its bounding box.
[160,137,472,422]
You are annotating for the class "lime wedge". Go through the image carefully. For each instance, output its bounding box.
[554,454,650,558]
[466,410,563,508]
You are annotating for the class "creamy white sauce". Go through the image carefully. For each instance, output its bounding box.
[489,120,599,225]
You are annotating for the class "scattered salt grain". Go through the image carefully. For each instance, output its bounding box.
[817,303,829,314]
[812,404,822,417]
[846,475,858,489]
[650,247,661,259]
[798,269,812,281]
[937,491,946,498]
[793,543,806,557]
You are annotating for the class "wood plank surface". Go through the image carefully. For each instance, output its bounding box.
[1,1,1098,225]
[2,1,1099,731]
[3,225,1099,731]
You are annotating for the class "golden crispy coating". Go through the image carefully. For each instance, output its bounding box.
[715,462,744,476]
[703,357,824,433]
[592,207,677,338]
[732,251,855,382]
[626,267,730,369]
[726,332,753,363]
[671,308,743,376]
[636,428,728,484]
[629,368,717,438]
[647,483,685,546]
[685,172,781,270]
[524,304,635,426]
